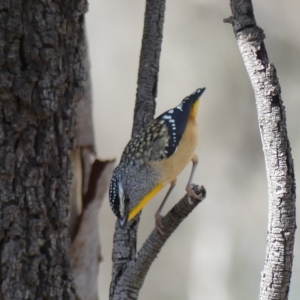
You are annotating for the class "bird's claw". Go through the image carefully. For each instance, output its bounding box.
[186,184,205,204]
[155,213,165,235]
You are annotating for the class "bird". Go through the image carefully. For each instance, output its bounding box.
[109,87,206,233]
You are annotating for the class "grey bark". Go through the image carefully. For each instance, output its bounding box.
[110,186,206,300]
[110,0,166,298]
[110,0,207,299]
[0,0,88,299]
[132,0,166,137]
[74,31,95,152]
[225,1,296,299]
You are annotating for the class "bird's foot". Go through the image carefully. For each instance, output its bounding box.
[186,184,205,205]
[155,213,165,235]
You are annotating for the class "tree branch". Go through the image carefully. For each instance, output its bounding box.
[110,0,207,298]
[110,0,166,296]
[225,1,297,299]
[110,185,206,300]
[132,0,166,137]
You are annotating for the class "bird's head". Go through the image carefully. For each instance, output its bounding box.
[109,174,130,228]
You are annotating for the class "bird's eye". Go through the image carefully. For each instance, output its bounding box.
[124,198,130,206]
[109,175,121,218]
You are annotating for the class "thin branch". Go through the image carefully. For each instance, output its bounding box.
[110,185,206,300]
[132,0,166,137]
[116,185,206,299]
[225,1,296,300]
[110,0,166,297]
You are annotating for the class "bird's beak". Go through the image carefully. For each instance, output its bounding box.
[119,215,128,228]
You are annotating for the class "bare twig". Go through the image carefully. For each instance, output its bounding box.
[225,1,297,299]
[110,186,206,300]
[110,0,166,297]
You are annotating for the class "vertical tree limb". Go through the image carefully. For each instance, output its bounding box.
[109,1,208,299]
[110,0,166,298]
[132,0,166,137]
[224,1,296,299]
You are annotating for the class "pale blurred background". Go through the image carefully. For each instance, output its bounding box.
[86,0,300,299]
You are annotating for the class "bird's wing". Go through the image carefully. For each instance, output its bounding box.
[121,107,190,163]
[151,105,191,160]
[121,89,204,164]
[120,119,169,163]
[148,89,203,161]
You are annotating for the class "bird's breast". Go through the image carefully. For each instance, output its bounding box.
[151,118,198,185]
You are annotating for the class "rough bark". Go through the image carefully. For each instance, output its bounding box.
[110,1,208,299]
[225,1,296,299]
[110,186,206,300]
[132,0,166,137]
[74,30,95,152]
[0,0,87,299]
[110,0,166,298]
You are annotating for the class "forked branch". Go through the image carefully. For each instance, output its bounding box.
[110,185,206,300]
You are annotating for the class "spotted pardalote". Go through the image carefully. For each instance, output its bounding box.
[109,88,206,231]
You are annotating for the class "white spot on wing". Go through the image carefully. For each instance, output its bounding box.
[176,104,183,111]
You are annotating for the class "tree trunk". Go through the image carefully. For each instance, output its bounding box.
[225,1,297,299]
[0,0,87,298]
